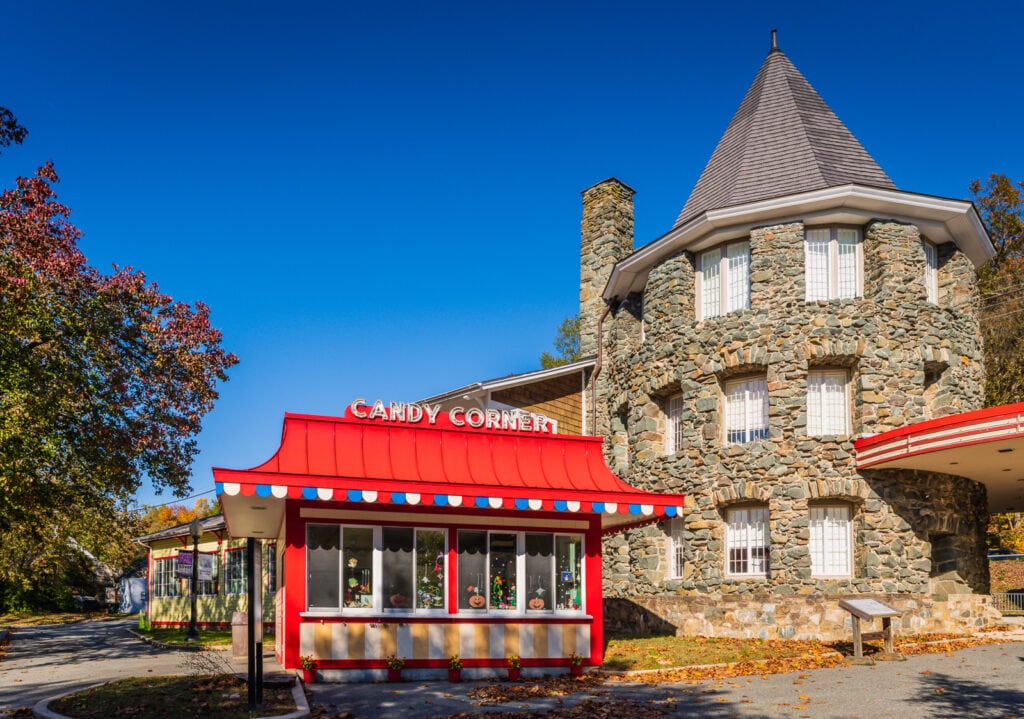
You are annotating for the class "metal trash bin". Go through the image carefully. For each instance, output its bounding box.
[231,611,247,657]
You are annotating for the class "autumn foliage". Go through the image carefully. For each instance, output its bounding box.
[0,107,237,610]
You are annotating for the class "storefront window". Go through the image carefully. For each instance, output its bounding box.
[415,529,445,609]
[525,534,553,611]
[343,527,373,609]
[307,525,340,609]
[489,533,517,610]
[194,553,217,596]
[555,535,583,610]
[458,530,488,610]
[152,557,179,598]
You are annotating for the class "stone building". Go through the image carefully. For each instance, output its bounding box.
[430,38,1007,639]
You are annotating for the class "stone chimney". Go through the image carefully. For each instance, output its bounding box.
[579,178,635,358]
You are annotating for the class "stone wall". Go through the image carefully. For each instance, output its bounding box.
[603,592,1002,641]
[597,219,988,615]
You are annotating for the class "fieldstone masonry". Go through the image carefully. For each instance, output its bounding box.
[585,215,1000,636]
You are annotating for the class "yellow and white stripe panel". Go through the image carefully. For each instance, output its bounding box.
[298,621,589,663]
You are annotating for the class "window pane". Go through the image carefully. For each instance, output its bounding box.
[701,248,721,318]
[555,535,583,610]
[669,519,685,579]
[805,229,830,301]
[342,527,373,608]
[726,378,768,443]
[266,545,276,594]
[194,553,217,596]
[225,549,247,596]
[924,242,938,304]
[458,530,487,610]
[837,229,859,299]
[382,527,414,609]
[308,525,339,609]
[415,529,445,610]
[727,241,750,312]
[807,371,848,436]
[525,533,553,611]
[810,505,851,576]
[489,533,517,610]
[726,507,769,576]
[665,394,684,455]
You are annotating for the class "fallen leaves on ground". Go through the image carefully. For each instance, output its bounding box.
[609,651,846,684]
[989,559,1024,593]
[427,697,669,719]
[467,674,605,704]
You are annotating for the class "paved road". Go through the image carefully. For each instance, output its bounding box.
[2,619,1023,718]
[308,640,1024,719]
[0,618,277,713]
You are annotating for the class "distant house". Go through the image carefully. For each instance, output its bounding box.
[134,514,275,629]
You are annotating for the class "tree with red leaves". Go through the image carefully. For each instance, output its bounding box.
[0,107,238,609]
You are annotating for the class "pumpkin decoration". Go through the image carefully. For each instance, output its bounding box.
[468,594,486,608]
[528,597,545,610]
[389,594,408,608]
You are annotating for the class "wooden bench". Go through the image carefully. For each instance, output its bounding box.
[839,598,904,663]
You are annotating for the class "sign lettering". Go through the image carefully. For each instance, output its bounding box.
[348,398,556,434]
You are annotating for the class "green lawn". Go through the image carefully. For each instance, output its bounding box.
[134,626,274,648]
[49,675,296,719]
[601,633,832,671]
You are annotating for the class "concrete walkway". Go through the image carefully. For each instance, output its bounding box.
[0,618,281,714]
[307,639,1024,719]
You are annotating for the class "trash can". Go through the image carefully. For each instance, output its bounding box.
[231,611,247,657]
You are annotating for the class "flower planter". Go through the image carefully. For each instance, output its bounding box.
[507,667,520,681]
[302,668,316,684]
[448,668,462,683]
[387,668,402,682]
[569,664,582,677]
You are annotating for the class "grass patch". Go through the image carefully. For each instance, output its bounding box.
[134,627,273,648]
[601,633,832,671]
[49,675,296,719]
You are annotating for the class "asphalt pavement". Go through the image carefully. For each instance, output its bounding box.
[2,618,1023,718]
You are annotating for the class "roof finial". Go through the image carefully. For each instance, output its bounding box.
[770,28,778,52]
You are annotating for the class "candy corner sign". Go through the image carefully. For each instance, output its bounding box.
[348,398,557,434]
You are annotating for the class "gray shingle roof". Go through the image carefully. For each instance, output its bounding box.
[675,46,895,227]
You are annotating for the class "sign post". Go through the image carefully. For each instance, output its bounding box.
[838,598,904,664]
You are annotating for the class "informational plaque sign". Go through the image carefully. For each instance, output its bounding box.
[176,551,193,579]
[838,598,901,619]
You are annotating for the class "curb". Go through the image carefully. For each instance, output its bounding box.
[33,680,310,719]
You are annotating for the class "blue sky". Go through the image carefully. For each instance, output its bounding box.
[3,1,1022,508]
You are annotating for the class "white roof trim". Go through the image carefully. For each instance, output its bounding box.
[419,358,595,404]
[605,185,993,300]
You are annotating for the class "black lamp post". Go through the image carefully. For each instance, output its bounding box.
[184,516,201,642]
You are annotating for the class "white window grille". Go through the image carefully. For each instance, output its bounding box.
[152,558,179,598]
[805,228,861,301]
[224,548,247,596]
[725,506,769,577]
[807,370,849,436]
[725,377,768,444]
[809,504,852,577]
[667,518,686,579]
[699,241,750,319]
[664,394,684,455]
[924,241,938,304]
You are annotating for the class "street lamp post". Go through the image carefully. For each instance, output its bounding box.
[185,517,201,642]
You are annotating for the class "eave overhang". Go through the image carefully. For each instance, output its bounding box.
[855,403,1024,513]
[604,184,993,300]
[215,411,686,539]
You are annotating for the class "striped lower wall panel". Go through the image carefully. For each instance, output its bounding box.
[298,622,589,663]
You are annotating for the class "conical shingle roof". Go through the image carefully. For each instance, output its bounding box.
[675,43,895,227]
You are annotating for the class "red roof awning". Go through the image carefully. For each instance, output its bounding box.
[216,409,686,537]
[855,402,1024,512]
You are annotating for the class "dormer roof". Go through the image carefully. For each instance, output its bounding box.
[675,42,895,227]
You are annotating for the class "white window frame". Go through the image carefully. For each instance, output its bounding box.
[724,376,769,444]
[697,241,750,320]
[809,504,853,577]
[805,227,862,301]
[725,506,770,577]
[152,557,179,598]
[664,394,684,455]
[807,369,850,436]
[224,547,247,596]
[667,518,685,580]
[923,240,938,304]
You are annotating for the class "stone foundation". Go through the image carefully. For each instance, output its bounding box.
[604,593,1001,641]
